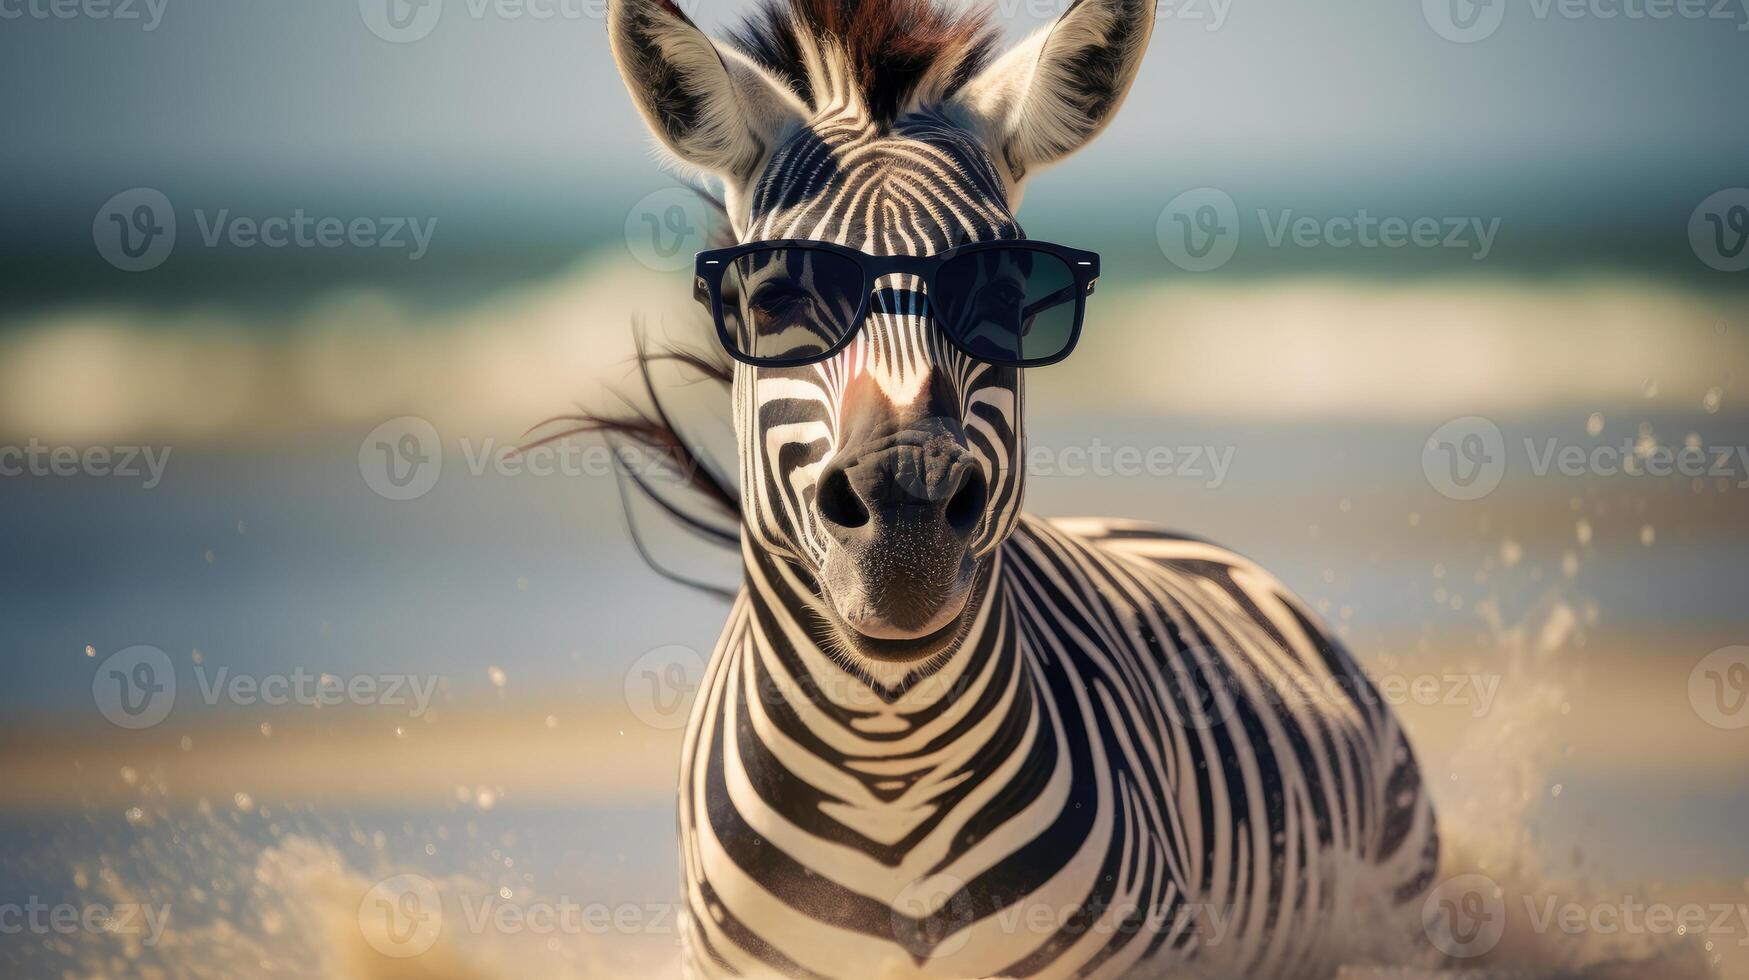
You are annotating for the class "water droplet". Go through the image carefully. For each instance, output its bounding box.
[124,807,145,825]
[234,792,254,812]
[487,666,507,688]
[1640,525,1655,547]
[1586,412,1605,437]
[1576,519,1593,546]
[119,766,137,785]
[84,645,96,658]
[1499,539,1522,568]
[1702,387,1723,414]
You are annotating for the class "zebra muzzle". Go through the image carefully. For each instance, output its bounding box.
[812,422,987,643]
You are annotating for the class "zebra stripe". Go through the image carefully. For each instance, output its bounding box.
[597,3,1439,973]
[679,516,1438,978]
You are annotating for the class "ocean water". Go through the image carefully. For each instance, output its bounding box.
[2,267,1746,977]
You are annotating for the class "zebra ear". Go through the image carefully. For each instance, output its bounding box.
[607,0,805,181]
[949,0,1154,187]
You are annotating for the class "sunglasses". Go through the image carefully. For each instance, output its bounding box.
[692,239,1099,368]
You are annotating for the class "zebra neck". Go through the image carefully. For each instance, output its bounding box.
[738,534,1016,707]
[728,538,1040,847]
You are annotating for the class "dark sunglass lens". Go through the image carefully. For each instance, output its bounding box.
[933,248,1079,365]
[719,248,864,363]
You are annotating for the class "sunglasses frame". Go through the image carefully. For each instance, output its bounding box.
[692,239,1100,369]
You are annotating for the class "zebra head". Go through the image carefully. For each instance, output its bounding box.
[608,0,1153,657]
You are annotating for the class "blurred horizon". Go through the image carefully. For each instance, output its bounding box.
[3,0,1748,977]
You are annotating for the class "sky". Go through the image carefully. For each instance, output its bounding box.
[2,0,1746,312]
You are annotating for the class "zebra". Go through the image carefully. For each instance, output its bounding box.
[585,0,1442,975]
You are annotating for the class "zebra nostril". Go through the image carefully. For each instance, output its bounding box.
[944,468,986,537]
[817,466,870,530]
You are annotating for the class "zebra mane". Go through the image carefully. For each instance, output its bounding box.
[530,292,743,598]
[726,0,999,126]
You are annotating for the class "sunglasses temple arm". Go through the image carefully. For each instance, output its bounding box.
[1022,284,1080,320]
